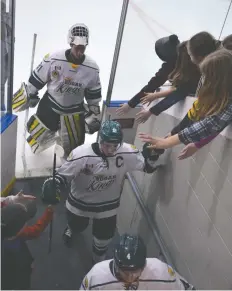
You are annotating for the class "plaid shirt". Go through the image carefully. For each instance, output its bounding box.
[178,101,232,144]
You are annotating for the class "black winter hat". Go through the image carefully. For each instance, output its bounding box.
[155,34,180,63]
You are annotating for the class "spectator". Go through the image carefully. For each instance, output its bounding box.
[116,34,180,118]
[137,41,200,124]
[1,200,53,290]
[138,48,232,150]
[1,191,36,208]
[176,34,232,159]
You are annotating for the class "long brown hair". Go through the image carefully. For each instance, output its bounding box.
[188,31,220,64]
[222,34,232,50]
[168,41,200,87]
[197,49,232,118]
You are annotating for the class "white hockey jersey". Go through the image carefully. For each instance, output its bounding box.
[56,142,156,219]
[80,258,195,290]
[27,50,101,114]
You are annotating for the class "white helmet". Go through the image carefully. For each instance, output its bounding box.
[67,23,89,46]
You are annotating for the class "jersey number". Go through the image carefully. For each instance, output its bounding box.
[116,156,124,168]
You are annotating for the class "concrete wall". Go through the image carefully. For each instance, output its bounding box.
[118,101,232,289]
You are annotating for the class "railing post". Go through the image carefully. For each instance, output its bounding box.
[105,0,129,106]
[6,0,16,114]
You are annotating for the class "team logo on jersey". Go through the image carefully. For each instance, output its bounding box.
[52,70,59,78]
[80,164,94,175]
[167,265,175,276]
[56,78,83,94]
[87,175,116,192]
[55,66,61,70]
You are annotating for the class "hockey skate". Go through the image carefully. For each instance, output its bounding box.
[63,226,73,247]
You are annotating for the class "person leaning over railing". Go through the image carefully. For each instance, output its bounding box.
[116,34,180,117]
[136,41,200,124]
[138,48,232,153]
[176,34,232,159]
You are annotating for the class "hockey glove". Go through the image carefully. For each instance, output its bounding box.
[12,82,40,112]
[41,177,61,205]
[28,94,40,108]
[142,142,164,161]
[85,115,101,134]
[84,105,101,134]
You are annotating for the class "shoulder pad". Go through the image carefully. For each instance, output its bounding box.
[67,144,95,161]
[83,55,99,71]
[43,53,51,60]
[119,142,139,153]
[49,50,67,61]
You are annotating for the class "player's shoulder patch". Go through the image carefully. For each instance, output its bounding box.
[167,265,175,277]
[119,142,139,154]
[130,144,138,150]
[44,53,50,60]
[84,276,89,289]
[67,151,73,161]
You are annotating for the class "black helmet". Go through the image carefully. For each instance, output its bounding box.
[114,234,147,271]
[155,34,180,62]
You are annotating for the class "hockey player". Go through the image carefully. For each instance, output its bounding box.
[80,233,195,290]
[41,120,161,263]
[12,23,102,156]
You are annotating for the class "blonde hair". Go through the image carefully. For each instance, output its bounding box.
[197,49,232,118]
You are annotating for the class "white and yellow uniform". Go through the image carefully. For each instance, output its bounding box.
[80,258,195,290]
[13,49,102,155]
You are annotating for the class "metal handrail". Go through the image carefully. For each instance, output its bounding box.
[7,0,16,114]
[126,172,175,267]
[105,0,129,106]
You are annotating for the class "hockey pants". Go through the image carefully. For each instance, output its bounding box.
[26,95,85,156]
[66,209,117,263]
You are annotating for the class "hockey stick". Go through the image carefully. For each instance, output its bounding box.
[48,144,64,254]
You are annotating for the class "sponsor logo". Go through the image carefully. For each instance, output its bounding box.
[71,63,79,69]
[87,175,116,192]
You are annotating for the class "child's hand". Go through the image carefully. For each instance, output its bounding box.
[138,133,168,149]
[135,109,152,124]
[116,103,131,116]
[178,143,198,160]
[14,191,36,203]
[140,92,157,105]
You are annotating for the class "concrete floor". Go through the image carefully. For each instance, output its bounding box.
[12,178,119,290]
